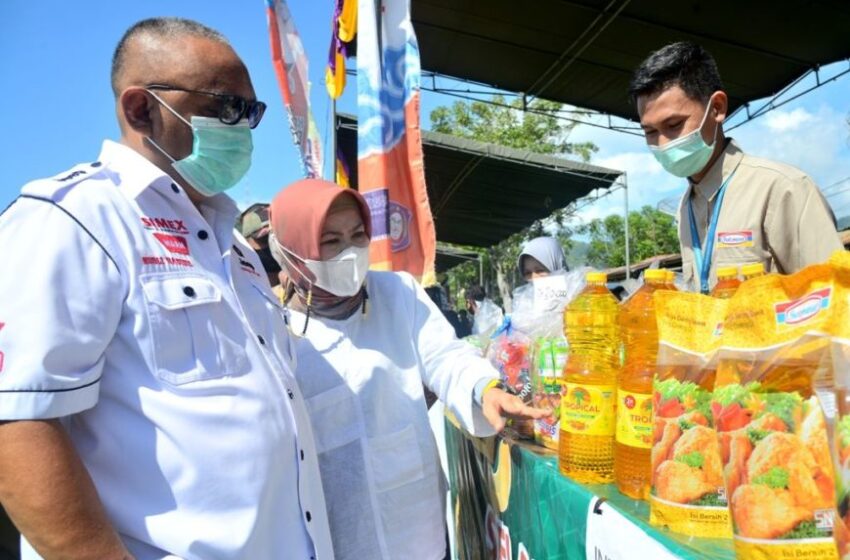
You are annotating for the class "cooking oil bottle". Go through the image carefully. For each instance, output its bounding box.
[614,269,667,499]
[741,262,766,282]
[664,270,678,291]
[559,271,620,484]
[711,266,740,299]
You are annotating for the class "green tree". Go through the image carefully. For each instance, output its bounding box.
[580,206,679,268]
[432,96,596,309]
[430,95,597,161]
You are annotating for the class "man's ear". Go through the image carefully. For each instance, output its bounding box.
[120,88,155,135]
[711,90,729,123]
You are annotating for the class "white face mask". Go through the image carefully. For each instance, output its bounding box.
[273,235,370,297]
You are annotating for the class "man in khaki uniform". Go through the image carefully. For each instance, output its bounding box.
[630,41,842,293]
[239,203,281,287]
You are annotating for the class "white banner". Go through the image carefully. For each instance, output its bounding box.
[585,498,680,560]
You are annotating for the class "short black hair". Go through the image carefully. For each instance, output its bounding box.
[424,286,445,309]
[111,17,228,96]
[629,41,723,104]
[466,285,486,303]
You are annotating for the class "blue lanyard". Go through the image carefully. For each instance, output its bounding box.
[687,171,736,294]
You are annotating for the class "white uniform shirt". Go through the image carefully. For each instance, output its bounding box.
[0,141,333,560]
[287,271,497,560]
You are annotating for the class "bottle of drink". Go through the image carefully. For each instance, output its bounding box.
[614,269,667,499]
[711,266,740,299]
[741,262,766,281]
[559,272,621,484]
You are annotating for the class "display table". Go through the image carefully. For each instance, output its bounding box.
[445,418,736,560]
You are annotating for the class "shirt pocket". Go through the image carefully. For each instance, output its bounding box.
[141,273,249,386]
[305,383,363,454]
[368,424,426,493]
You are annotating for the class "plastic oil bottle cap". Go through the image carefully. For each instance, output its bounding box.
[716,266,738,279]
[645,269,667,282]
[586,272,607,283]
[741,262,765,277]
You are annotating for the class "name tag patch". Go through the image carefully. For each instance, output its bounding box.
[717,230,754,248]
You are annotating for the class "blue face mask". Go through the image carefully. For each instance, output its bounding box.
[146,92,253,197]
[649,102,719,178]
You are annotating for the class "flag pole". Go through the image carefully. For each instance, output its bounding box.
[332,98,337,183]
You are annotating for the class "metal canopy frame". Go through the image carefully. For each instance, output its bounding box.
[421,70,644,136]
[335,114,628,265]
[411,0,850,135]
[726,61,850,131]
[421,60,850,137]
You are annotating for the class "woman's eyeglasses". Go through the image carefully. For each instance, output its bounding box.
[146,84,267,129]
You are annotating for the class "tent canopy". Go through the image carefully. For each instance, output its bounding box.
[412,0,850,122]
[436,244,481,273]
[336,114,622,248]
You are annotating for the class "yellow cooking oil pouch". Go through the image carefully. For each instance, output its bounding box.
[827,251,850,559]
[651,291,731,538]
[715,262,838,560]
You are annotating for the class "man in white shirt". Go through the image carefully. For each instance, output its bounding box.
[0,17,332,560]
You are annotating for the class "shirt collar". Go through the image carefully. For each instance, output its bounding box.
[689,138,744,202]
[97,140,176,199]
[98,139,239,221]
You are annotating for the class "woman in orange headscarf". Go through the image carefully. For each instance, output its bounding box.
[269,179,546,560]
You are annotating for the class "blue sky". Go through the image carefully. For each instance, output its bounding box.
[3,0,850,232]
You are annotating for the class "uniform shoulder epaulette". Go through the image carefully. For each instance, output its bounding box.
[21,161,109,200]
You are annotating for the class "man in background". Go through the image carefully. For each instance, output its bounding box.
[240,203,281,287]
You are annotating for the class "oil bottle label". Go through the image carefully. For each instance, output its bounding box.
[561,383,615,436]
[615,390,653,448]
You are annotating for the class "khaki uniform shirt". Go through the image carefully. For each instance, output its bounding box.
[678,139,843,291]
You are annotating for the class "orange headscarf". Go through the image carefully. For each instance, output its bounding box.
[270,178,372,261]
[269,178,373,321]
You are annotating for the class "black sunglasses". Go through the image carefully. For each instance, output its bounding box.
[146,83,267,129]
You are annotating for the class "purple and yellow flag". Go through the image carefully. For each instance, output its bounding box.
[266,0,323,178]
[326,0,357,99]
[357,0,436,285]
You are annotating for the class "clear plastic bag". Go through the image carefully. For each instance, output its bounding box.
[510,269,589,337]
[472,298,503,338]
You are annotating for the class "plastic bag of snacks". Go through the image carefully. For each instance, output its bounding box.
[651,291,732,538]
[507,269,586,445]
[530,336,568,450]
[486,326,535,438]
[714,262,839,560]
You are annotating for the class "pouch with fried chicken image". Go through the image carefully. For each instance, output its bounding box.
[650,292,732,538]
[714,262,839,560]
[826,250,850,560]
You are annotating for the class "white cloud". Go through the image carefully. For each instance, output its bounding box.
[734,104,850,188]
[763,108,813,132]
[596,152,663,178]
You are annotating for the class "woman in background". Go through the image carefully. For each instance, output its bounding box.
[517,236,568,281]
